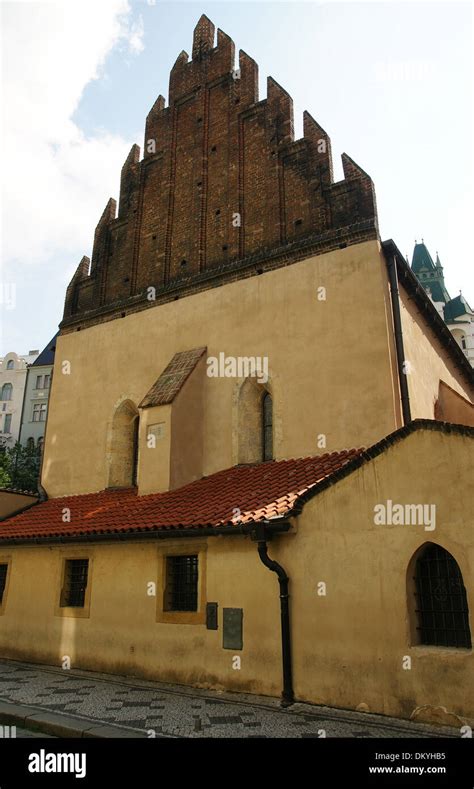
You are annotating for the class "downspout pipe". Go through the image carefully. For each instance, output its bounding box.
[254,523,294,707]
[387,255,412,425]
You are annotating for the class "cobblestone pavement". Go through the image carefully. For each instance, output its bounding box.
[0,659,459,739]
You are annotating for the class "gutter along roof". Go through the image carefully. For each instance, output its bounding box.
[382,239,474,386]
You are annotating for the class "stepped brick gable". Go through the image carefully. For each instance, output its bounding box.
[62,15,378,331]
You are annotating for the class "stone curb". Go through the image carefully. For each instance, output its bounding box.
[0,701,148,738]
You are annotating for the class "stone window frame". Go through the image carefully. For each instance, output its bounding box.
[156,542,207,625]
[231,367,281,466]
[406,541,472,651]
[55,553,93,619]
[0,556,12,615]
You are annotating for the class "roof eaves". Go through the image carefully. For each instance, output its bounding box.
[287,419,474,516]
[382,240,474,387]
[0,518,292,546]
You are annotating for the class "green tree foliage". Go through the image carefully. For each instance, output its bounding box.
[0,441,41,492]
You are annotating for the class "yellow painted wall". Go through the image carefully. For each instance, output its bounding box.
[283,427,474,720]
[1,428,472,722]
[399,286,473,419]
[43,240,404,497]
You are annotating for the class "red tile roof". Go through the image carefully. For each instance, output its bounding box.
[139,347,207,408]
[0,449,363,542]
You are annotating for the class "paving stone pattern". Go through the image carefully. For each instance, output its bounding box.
[0,660,458,739]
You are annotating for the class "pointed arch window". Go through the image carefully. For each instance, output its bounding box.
[132,415,139,487]
[108,400,139,488]
[413,543,471,648]
[262,392,273,462]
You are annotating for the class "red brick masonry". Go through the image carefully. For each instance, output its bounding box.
[62,15,378,333]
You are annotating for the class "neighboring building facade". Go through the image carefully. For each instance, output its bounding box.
[411,241,474,367]
[0,350,39,446]
[19,334,58,450]
[0,17,473,727]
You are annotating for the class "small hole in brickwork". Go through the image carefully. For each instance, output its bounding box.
[222,245,228,251]
[295,219,303,227]
[211,145,217,152]
[76,327,81,332]
[215,209,221,216]
[123,277,130,283]
[197,117,203,123]
[257,268,263,275]
[121,312,126,318]
[235,97,240,104]
[180,259,187,267]
[197,181,202,187]
[174,296,179,301]
[152,234,156,240]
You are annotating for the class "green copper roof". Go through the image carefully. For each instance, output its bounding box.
[411,241,450,303]
[426,281,451,304]
[411,242,436,274]
[444,294,474,322]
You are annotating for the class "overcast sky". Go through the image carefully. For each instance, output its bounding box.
[1,0,472,355]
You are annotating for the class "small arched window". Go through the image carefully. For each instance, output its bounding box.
[37,436,44,452]
[27,437,35,450]
[461,336,467,350]
[413,543,471,648]
[1,383,12,401]
[6,360,14,370]
[262,392,273,461]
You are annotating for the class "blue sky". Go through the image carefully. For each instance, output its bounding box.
[1,0,472,355]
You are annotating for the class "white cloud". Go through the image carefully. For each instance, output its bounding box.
[128,13,145,55]
[1,0,144,269]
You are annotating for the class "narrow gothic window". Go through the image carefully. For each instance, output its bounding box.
[132,415,139,487]
[413,544,471,648]
[108,400,139,488]
[262,392,273,461]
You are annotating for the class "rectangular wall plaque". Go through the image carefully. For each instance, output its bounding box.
[223,607,243,650]
[206,602,218,630]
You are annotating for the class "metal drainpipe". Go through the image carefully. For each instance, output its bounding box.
[255,526,294,707]
[387,255,412,425]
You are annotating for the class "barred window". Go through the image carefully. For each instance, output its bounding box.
[164,555,198,612]
[0,563,8,605]
[414,544,471,648]
[60,559,89,608]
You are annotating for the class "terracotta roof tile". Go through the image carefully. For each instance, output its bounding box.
[0,449,363,542]
[139,347,207,408]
